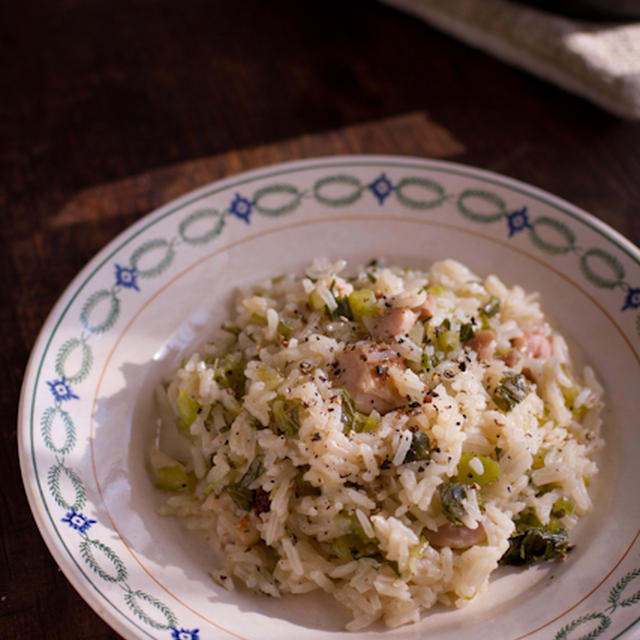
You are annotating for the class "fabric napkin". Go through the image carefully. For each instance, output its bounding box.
[383,0,640,119]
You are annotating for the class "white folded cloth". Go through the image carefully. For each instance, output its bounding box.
[383,0,640,119]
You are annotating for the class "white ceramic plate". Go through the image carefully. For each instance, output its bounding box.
[18,156,640,640]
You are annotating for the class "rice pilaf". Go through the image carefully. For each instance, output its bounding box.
[151,258,604,630]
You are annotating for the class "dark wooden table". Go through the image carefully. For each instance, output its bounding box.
[3,1,639,638]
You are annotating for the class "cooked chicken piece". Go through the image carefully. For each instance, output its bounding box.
[236,513,261,547]
[335,342,405,414]
[465,330,496,361]
[205,491,261,547]
[425,521,486,549]
[513,325,552,359]
[372,308,418,341]
[499,349,518,368]
[414,293,436,320]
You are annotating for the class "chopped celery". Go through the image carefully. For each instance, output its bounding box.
[272,398,301,437]
[456,454,500,485]
[561,374,588,418]
[277,318,296,338]
[513,508,542,530]
[356,414,379,433]
[573,404,589,420]
[439,482,468,526]
[459,322,475,343]
[277,321,290,337]
[423,320,437,345]
[348,289,378,322]
[223,398,242,420]
[250,312,268,326]
[202,482,216,497]
[241,456,264,486]
[227,456,264,511]
[407,359,423,374]
[295,470,321,498]
[330,533,378,563]
[433,318,457,353]
[531,448,549,470]
[339,386,378,433]
[226,484,253,511]
[403,432,431,463]
[427,285,448,297]
[213,353,245,396]
[410,536,429,559]
[309,284,338,315]
[256,365,283,390]
[493,373,530,412]
[339,386,358,433]
[424,325,434,346]
[561,380,579,409]
[437,329,458,352]
[176,389,200,433]
[328,296,353,321]
[221,323,241,337]
[421,349,439,370]
[331,535,359,563]
[308,288,326,312]
[552,496,575,518]
[480,296,501,318]
[535,482,561,496]
[155,464,193,492]
[346,512,376,544]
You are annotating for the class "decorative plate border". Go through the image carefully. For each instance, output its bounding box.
[20,156,640,640]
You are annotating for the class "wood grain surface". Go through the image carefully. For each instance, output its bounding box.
[2,0,639,638]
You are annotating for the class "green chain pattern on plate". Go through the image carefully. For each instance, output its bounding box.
[47,460,86,512]
[55,336,93,384]
[253,184,304,216]
[80,289,121,335]
[36,166,640,638]
[457,188,507,223]
[123,589,178,630]
[312,174,364,206]
[129,238,176,279]
[79,537,128,583]
[394,176,448,210]
[580,247,626,290]
[529,216,577,255]
[178,208,225,245]
[40,406,76,455]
